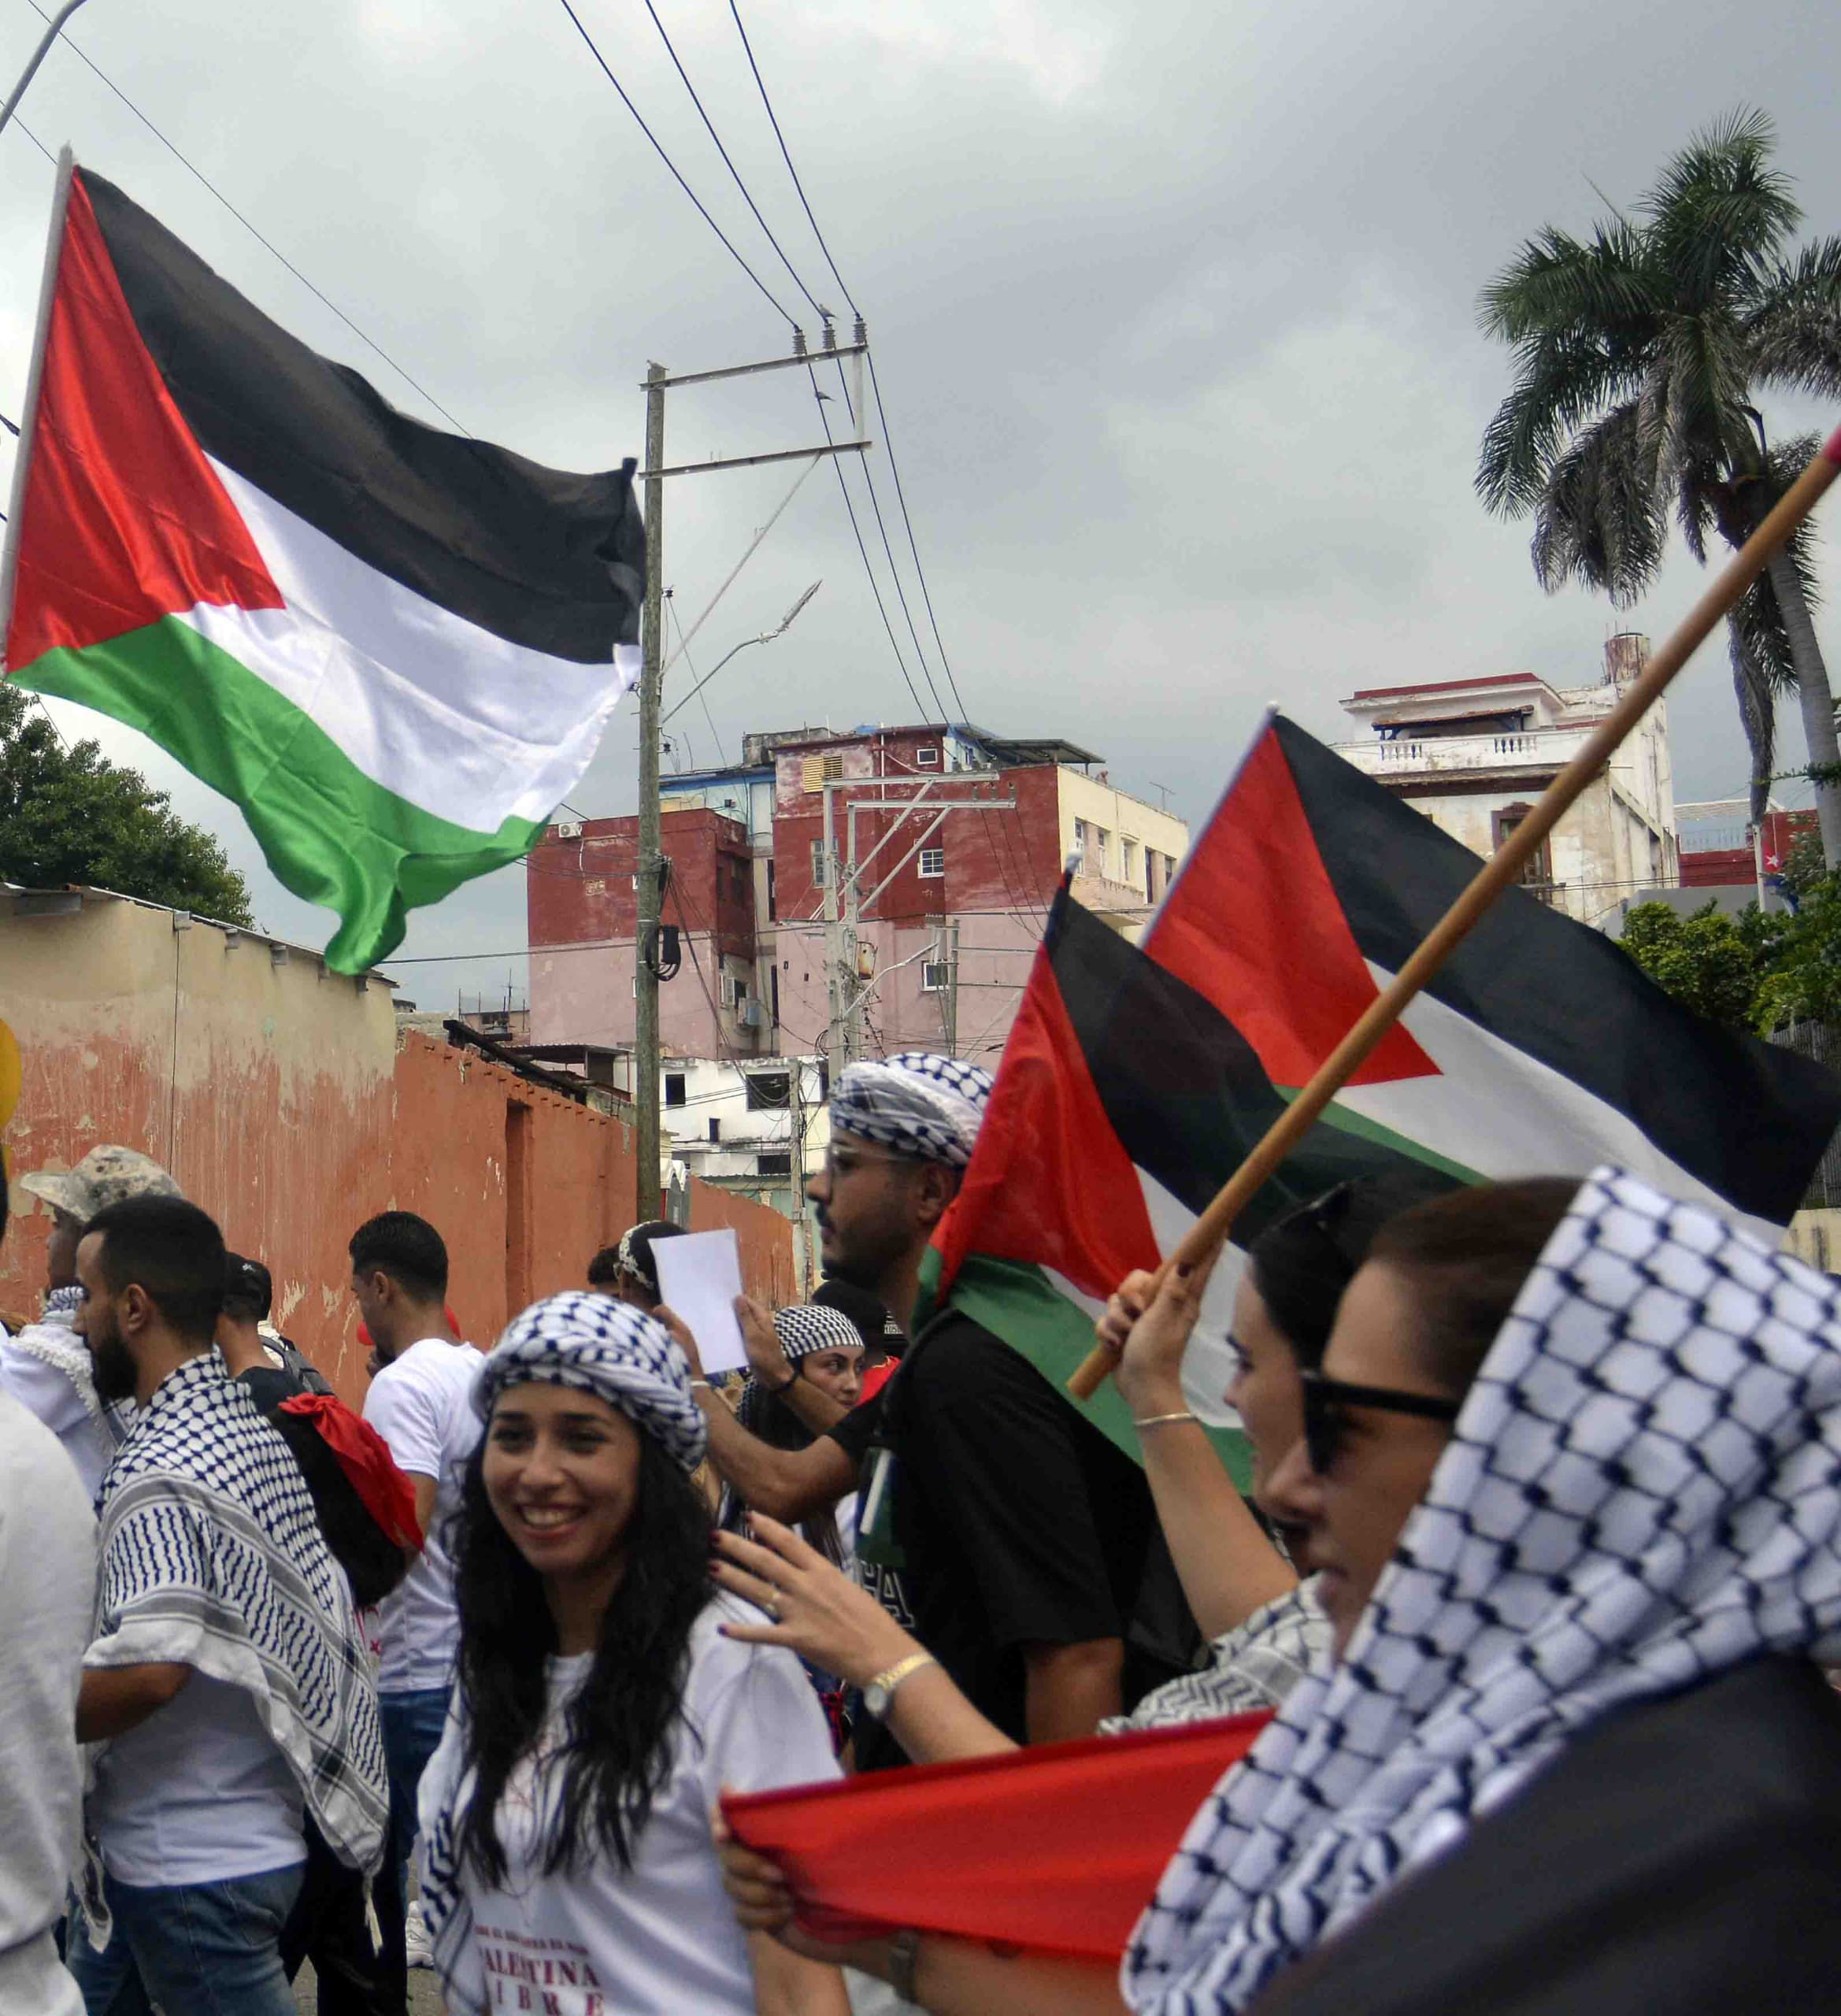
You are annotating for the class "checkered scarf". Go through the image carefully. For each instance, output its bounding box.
[476,1291,706,1473]
[1124,1166,1841,2013]
[85,1353,387,1886]
[828,1051,993,1168]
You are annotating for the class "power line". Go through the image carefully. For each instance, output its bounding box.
[553,0,796,329]
[20,0,469,435]
[727,0,858,319]
[10,112,52,165]
[636,0,825,321]
[804,361,928,718]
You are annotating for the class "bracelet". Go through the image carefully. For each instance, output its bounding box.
[888,1927,922,2003]
[1133,1410,1198,1430]
[690,1378,712,1393]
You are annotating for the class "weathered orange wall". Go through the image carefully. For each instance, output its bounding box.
[2,897,795,1408]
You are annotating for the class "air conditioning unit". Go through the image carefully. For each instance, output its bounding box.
[739,999,767,1029]
[554,819,584,840]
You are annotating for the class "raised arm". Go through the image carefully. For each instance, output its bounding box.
[1096,1260,1294,1642]
[737,1296,847,1436]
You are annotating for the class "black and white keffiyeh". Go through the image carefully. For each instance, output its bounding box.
[85,1352,387,1887]
[828,1051,993,1169]
[1124,1166,1841,2013]
[478,1291,706,1473]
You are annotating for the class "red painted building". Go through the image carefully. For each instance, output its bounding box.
[526,721,1189,1069]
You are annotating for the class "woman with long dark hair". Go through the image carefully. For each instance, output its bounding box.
[416,1292,849,2016]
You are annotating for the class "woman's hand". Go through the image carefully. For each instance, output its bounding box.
[713,1514,916,1686]
[1098,1254,1218,1414]
[736,1295,795,1390]
[714,1803,896,1977]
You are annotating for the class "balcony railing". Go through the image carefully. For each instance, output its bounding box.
[1332,726,1598,776]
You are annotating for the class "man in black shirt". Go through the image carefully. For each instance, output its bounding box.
[681,1053,1190,1770]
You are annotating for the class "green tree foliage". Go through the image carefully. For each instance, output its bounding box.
[0,682,254,926]
[1477,109,1841,863]
[1619,900,1776,1031]
[1621,886,1841,1036]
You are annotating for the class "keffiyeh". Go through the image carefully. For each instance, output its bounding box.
[84,1353,387,1904]
[479,1291,706,1474]
[1125,1166,1841,2013]
[828,1051,993,1169]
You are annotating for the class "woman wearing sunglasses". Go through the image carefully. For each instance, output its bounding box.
[723,1169,1841,2016]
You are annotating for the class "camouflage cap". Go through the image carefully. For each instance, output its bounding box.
[20,1145,181,1224]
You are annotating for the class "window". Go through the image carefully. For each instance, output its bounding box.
[725,974,751,1013]
[1491,802,1554,902]
[920,961,950,992]
[745,1071,791,1110]
[1093,828,1110,875]
[1121,839,1138,884]
[665,1072,687,1106]
[915,744,941,769]
[810,839,830,888]
[801,751,846,793]
[756,1151,792,1177]
[708,1117,721,1143]
[918,847,945,878]
[766,858,777,921]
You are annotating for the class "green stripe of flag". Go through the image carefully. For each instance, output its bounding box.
[15,614,544,971]
[933,1250,1254,1490]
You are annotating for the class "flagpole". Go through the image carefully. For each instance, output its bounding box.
[0,145,74,649]
[1067,424,1841,1403]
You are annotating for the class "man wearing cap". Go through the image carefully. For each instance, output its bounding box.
[680,1054,1191,1773]
[2,1147,179,1498]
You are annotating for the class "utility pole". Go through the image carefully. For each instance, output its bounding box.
[823,777,1013,1068]
[944,917,960,1058]
[634,364,667,1221]
[632,330,872,1222]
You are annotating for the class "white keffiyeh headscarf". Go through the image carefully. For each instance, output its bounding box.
[1124,1166,1841,2013]
[828,1051,993,1169]
[476,1291,706,1473]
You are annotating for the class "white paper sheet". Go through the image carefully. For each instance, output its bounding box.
[651,1228,748,1375]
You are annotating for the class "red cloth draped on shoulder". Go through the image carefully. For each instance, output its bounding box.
[721,1709,1272,1962]
[278,1393,424,1549]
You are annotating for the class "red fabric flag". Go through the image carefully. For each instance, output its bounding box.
[278,1392,423,1548]
[720,1710,1271,1962]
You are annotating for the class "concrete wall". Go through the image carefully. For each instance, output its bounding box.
[2,891,795,1405]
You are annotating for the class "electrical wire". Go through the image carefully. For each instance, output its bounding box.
[636,0,826,321]
[553,0,796,329]
[20,0,470,435]
[9,113,52,165]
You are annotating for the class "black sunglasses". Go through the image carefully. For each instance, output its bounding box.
[1300,1369,1461,1476]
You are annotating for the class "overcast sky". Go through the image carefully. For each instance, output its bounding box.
[2,0,1836,1009]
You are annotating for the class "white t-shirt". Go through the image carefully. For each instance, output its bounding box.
[0,1392,95,2016]
[0,1320,117,1502]
[363,1337,483,1695]
[436,1595,840,2016]
[91,1672,305,1888]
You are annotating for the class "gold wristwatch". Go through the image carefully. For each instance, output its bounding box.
[861,1651,937,1721]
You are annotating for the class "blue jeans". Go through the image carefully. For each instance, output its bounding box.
[68,1862,304,2016]
[376,1684,450,2003]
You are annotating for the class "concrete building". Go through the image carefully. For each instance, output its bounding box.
[1332,633,1677,928]
[527,721,1188,1069]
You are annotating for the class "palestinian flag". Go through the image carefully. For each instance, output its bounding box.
[1,158,643,972]
[933,889,1454,1482]
[936,717,1841,1472]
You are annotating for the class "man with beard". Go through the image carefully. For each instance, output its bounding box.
[68,1196,387,2016]
[678,1054,1194,1773]
[2,1146,179,1497]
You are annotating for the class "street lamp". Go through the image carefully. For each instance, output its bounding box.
[0,0,92,141]
[661,580,820,727]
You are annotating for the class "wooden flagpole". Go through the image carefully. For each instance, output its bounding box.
[1068,424,1841,1403]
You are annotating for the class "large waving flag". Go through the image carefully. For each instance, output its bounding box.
[1,159,643,972]
[936,716,1841,1470]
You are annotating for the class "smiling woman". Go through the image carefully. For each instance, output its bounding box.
[413,1292,851,2016]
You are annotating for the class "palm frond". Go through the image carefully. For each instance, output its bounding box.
[1642,107,1800,310]
[1476,221,1654,344]
[1476,330,1649,515]
[1527,401,1668,601]
[1745,236,1841,399]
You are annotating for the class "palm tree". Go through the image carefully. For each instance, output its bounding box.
[1477,108,1841,863]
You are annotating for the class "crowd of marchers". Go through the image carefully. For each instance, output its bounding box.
[2,1047,1838,2016]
